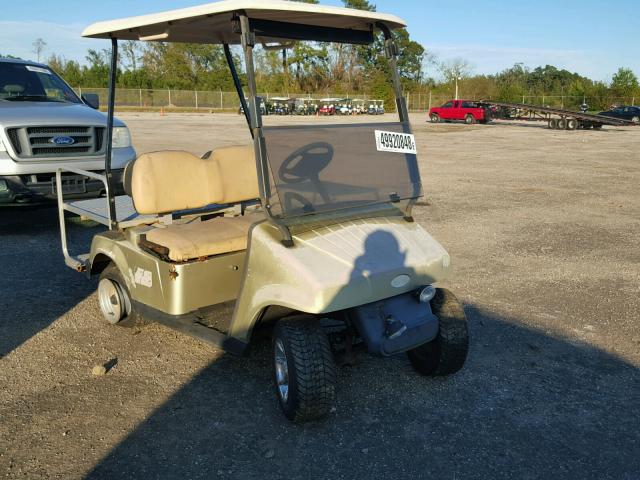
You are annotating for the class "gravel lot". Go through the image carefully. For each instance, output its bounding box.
[1,113,639,479]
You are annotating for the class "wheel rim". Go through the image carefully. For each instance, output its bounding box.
[274,339,289,402]
[633,116,639,124]
[98,278,124,324]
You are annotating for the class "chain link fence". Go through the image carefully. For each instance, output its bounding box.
[76,87,383,111]
[76,87,636,113]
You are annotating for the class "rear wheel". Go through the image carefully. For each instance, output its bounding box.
[548,118,558,129]
[464,114,476,125]
[557,118,567,130]
[632,115,639,124]
[98,263,140,327]
[407,288,469,376]
[430,113,440,123]
[272,316,336,423]
[566,118,578,130]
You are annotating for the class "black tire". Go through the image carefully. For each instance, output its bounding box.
[548,118,558,129]
[557,118,567,130]
[98,263,141,327]
[593,123,603,130]
[272,316,336,422]
[464,114,475,125]
[566,118,578,130]
[632,116,639,124]
[430,113,440,123]
[407,288,469,376]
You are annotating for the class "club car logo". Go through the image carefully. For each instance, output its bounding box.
[49,135,75,146]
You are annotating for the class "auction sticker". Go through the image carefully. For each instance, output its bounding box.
[375,130,417,154]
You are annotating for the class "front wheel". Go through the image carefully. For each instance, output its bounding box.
[272,316,337,423]
[430,113,440,123]
[407,288,469,376]
[98,263,141,327]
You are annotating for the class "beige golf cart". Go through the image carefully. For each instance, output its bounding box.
[56,0,469,422]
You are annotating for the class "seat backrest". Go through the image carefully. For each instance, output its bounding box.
[129,145,259,215]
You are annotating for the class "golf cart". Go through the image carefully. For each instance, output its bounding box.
[269,96,291,115]
[319,98,338,116]
[57,0,469,423]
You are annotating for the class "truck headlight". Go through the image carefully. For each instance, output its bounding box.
[111,127,132,148]
[418,285,436,303]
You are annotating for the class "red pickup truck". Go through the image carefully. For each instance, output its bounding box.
[429,100,491,124]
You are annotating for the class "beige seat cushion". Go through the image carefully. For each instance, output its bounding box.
[145,214,260,262]
[131,145,258,215]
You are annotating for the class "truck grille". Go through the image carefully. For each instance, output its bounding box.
[5,126,106,159]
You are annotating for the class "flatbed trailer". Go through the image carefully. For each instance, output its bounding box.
[478,100,636,130]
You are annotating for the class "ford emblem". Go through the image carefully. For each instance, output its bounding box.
[50,135,75,146]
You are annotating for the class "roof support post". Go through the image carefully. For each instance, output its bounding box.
[104,37,118,230]
[377,23,416,221]
[238,13,293,247]
[377,22,409,124]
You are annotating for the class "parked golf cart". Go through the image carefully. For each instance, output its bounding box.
[319,98,338,115]
[270,97,291,115]
[58,0,469,423]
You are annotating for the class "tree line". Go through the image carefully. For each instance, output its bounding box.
[5,0,639,111]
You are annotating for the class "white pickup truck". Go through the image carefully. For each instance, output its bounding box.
[0,57,135,205]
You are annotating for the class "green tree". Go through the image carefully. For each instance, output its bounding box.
[611,67,639,98]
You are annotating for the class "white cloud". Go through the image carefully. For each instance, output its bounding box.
[0,21,109,64]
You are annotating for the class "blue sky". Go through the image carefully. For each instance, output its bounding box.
[2,0,638,82]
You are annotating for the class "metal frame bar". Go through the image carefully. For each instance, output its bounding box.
[239,13,293,247]
[55,167,110,271]
[104,37,119,230]
[224,43,252,136]
[377,22,416,220]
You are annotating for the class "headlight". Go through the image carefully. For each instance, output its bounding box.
[418,285,436,303]
[111,127,132,148]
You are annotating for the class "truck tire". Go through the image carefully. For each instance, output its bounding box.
[548,118,558,129]
[430,113,440,123]
[273,316,336,422]
[566,118,578,130]
[557,118,567,130]
[407,288,469,376]
[464,114,475,125]
[98,263,140,327]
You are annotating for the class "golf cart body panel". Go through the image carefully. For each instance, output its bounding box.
[88,227,248,316]
[228,217,450,343]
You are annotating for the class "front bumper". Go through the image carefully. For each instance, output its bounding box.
[0,169,125,205]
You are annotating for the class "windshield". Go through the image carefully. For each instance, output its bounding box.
[0,62,81,104]
[263,122,422,219]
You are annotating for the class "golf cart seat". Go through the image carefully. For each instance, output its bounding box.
[126,145,261,261]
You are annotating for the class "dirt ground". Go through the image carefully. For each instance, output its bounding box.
[1,113,639,479]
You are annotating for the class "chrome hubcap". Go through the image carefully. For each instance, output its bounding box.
[98,278,124,324]
[274,339,289,402]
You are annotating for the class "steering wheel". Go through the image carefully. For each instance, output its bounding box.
[278,142,334,184]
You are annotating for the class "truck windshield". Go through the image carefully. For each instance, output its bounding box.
[263,122,422,219]
[0,62,81,104]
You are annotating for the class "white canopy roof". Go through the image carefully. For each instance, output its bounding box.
[82,0,406,44]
